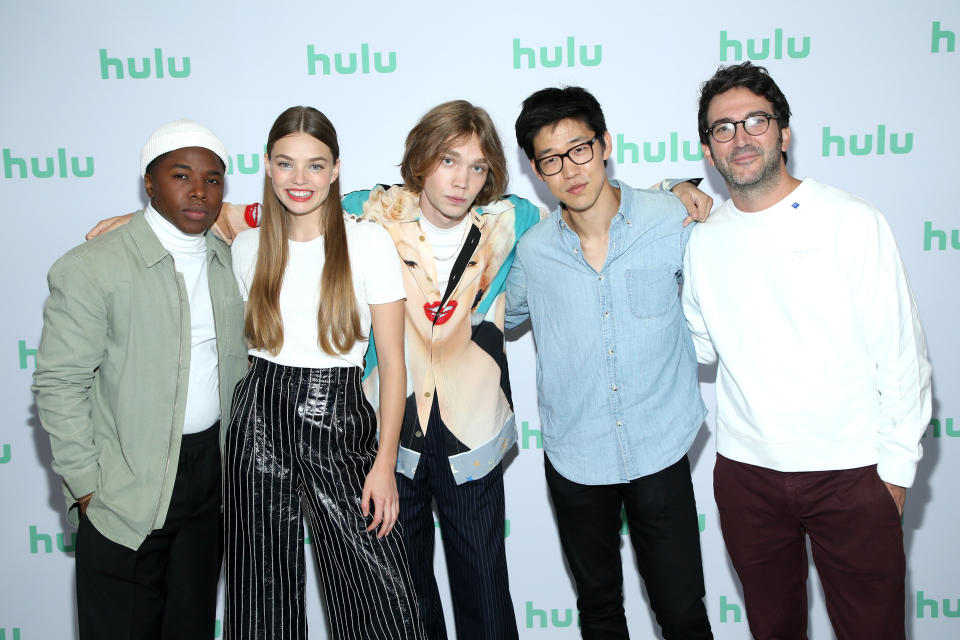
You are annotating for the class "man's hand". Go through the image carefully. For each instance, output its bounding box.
[77,492,94,516]
[671,181,714,227]
[883,481,906,516]
[86,214,133,240]
[360,460,400,538]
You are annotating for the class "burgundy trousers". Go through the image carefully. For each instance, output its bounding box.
[713,454,905,640]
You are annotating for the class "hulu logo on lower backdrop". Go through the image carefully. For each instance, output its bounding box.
[718,596,744,623]
[29,525,75,554]
[616,133,702,164]
[821,126,913,157]
[3,149,94,179]
[916,591,960,618]
[0,629,22,640]
[932,21,957,53]
[306,44,396,75]
[18,341,37,369]
[923,222,960,252]
[525,601,579,629]
[926,418,959,437]
[0,445,10,464]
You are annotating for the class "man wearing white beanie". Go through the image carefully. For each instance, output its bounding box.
[33,119,248,639]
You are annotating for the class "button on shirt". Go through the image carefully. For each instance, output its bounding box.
[506,180,705,485]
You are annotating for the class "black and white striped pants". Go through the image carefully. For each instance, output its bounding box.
[224,357,425,639]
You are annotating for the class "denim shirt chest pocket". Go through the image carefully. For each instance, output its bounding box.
[625,266,681,319]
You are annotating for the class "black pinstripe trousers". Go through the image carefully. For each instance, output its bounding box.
[397,396,518,639]
[223,357,425,640]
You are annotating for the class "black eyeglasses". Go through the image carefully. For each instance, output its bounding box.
[535,137,596,176]
[705,114,778,143]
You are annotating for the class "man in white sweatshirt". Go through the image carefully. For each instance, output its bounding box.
[682,62,932,640]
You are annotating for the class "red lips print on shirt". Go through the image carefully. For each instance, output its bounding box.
[424,300,457,325]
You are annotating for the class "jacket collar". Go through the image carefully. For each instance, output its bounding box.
[128,209,228,267]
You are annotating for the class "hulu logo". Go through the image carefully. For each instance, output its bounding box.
[821,125,913,157]
[720,29,810,61]
[0,445,10,464]
[306,44,396,75]
[226,151,266,176]
[434,519,510,538]
[3,149,94,179]
[926,418,960,436]
[932,21,956,53]
[916,590,960,618]
[718,596,743,623]
[0,629,21,640]
[621,509,705,534]
[525,601,580,629]
[520,421,542,449]
[923,223,960,252]
[513,37,601,69]
[214,619,222,638]
[29,525,76,554]
[617,133,702,164]
[99,48,190,79]
[18,341,36,369]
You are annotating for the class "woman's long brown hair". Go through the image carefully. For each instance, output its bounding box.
[245,106,362,356]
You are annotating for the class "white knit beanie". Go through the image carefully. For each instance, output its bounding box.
[140,119,229,175]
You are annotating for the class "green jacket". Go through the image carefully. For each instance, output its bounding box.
[32,211,247,550]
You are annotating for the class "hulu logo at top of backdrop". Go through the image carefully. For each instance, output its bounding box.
[513,37,601,69]
[0,629,21,640]
[616,132,703,164]
[99,48,189,79]
[306,44,397,75]
[821,125,913,157]
[932,21,957,53]
[226,148,267,176]
[3,149,93,179]
[720,29,810,61]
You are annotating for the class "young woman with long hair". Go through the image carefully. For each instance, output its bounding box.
[224,106,424,640]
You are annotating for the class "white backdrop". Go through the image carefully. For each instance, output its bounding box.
[2,1,958,638]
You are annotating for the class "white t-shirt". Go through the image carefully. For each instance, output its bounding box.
[232,216,405,369]
[682,178,931,486]
[418,213,470,293]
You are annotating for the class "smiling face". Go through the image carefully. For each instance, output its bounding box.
[418,134,489,229]
[265,131,340,221]
[531,118,615,218]
[144,146,225,235]
[703,86,790,196]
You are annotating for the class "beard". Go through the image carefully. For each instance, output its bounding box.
[712,132,785,196]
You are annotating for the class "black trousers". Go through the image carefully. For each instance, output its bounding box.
[397,397,518,640]
[76,422,222,640]
[223,358,425,640]
[544,455,713,640]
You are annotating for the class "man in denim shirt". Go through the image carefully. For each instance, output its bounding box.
[507,87,713,639]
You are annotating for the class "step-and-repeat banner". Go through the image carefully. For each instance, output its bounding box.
[2,1,957,637]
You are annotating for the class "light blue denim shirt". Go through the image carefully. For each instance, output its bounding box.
[506,180,706,485]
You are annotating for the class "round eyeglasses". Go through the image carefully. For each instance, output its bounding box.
[535,137,597,176]
[705,114,778,143]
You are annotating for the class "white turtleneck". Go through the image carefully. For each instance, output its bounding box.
[144,204,221,434]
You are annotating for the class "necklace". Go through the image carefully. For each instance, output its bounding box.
[420,214,470,262]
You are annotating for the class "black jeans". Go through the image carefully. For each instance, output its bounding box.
[544,454,713,640]
[76,423,222,640]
